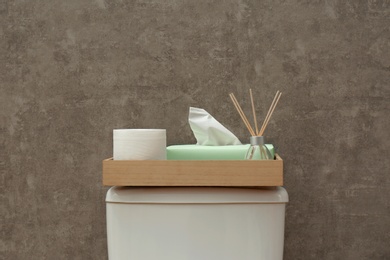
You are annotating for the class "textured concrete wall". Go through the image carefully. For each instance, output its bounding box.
[1,0,389,259]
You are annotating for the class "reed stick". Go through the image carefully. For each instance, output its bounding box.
[259,92,282,136]
[249,89,259,135]
[230,94,256,136]
[229,93,256,136]
[259,91,280,135]
[229,89,282,138]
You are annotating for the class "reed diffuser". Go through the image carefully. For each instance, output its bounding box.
[229,90,282,160]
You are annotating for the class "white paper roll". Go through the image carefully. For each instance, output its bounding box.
[113,129,167,160]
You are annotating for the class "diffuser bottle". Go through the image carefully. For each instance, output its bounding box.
[246,136,272,160]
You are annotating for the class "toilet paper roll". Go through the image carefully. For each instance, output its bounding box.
[113,129,167,160]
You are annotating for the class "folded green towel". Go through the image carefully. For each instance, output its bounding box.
[166,144,275,160]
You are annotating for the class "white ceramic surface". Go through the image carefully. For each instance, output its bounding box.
[113,129,166,160]
[106,187,288,260]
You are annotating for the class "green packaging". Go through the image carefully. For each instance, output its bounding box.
[167,144,275,160]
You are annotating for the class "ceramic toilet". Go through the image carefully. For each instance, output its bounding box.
[106,186,288,260]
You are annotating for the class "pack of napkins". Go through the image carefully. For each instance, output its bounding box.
[166,107,274,160]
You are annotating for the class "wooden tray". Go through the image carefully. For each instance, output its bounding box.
[102,154,283,187]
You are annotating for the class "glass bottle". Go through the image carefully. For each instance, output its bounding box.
[245,136,273,160]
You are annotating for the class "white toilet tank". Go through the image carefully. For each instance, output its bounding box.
[106,186,288,260]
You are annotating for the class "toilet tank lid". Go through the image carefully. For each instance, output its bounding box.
[106,187,288,204]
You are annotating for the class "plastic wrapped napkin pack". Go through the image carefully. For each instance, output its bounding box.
[166,107,275,160]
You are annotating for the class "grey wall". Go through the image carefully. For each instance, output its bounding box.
[1,0,389,259]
